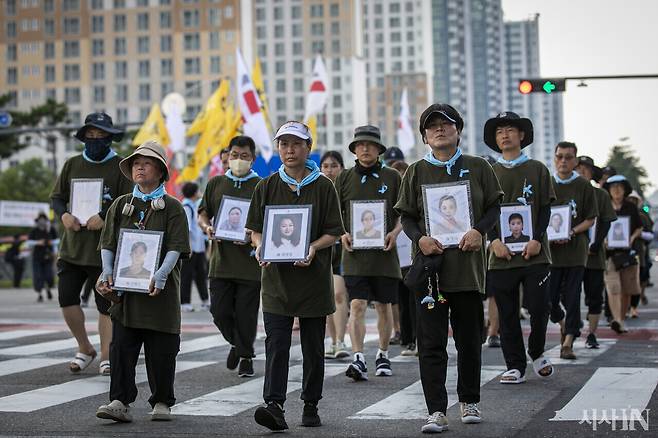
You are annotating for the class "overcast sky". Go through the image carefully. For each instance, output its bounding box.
[502,0,658,193]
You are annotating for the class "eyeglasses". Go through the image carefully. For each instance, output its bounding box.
[228,152,252,160]
[555,154,576,161]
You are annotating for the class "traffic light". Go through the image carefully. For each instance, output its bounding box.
[518,78,566,94]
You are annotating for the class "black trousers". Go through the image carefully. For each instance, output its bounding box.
[398,279,416,345]
[417,291,483,415]
[32,259,54,293]
[209,278,261,358]
[583,268,605,315]
[180,252,209,304]
[262,312,325,406]
[10,259,24,288]
[488,264,551,373]
[549,266,585,337]
[109,321,180,408]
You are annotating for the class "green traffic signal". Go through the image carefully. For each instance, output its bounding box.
[543,81,556,94]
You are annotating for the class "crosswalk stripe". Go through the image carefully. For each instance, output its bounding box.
[0,335,101,357]
[544,339,616,365]
[0,360,214,413]
[0,329,55,341]
[349,366,505,419]
[550,367,658,421]
[255,333,380,361]
[0,358,68,377]
[172,364,345,416]
[179,334,228,355]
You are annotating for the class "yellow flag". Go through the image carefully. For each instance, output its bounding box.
[251,58,273,132]
[186,81,229,137]
[132,103,169,147]
[306,115,318,151]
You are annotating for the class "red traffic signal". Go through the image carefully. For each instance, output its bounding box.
[518,80,534,94]
[518,78,566,94]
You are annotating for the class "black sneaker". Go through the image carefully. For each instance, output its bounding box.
[375,354,392,377]
[302,402,321,427]
[46,289,53,300]
[389,331,401,345]
[226,347,239,370]
[36,294,43,303]
[345,358,368,381]
[254,402,288,431]
[585,333,600,349]
[238,358,254,377]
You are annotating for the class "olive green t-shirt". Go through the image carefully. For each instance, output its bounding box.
[51,155,133,267]
[245,173,345,317]
[198,175,262,282]
[334,166,402,279]
[550,176,598,268]
[100,194,191,334]
[586,187,617,270]
[488,159,555,270]
[394,155,503,293]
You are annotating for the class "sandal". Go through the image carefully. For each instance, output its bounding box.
[500,369,526,384]
[99,360,111,376]
[69,351,97,373]
[530,355,554,378]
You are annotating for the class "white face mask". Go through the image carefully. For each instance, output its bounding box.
[228,158,252,177]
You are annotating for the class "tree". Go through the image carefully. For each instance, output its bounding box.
[606,141,650,197]
[0,94,72,159]
[0,158,56,203]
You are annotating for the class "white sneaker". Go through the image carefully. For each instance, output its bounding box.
[150,402,172,421]
[460,402,481,424]
[334,341,350,359]
[96,400,132,422]
[181,304,194,312]
[325,343,337,359]
[422,411,448,433]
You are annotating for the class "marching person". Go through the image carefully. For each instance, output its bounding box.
[180,182,209,312]
[395,104,502,433]
[27,212,59,302]
[5,234,25,288]
[319,150,350,359]
[575,156,616,348]
[51,112,133,375]
[483,112,555,383]
[198,136,262,378]
[335,125,402,380]
[602,175,642,333]
[627,190,653,315]
[246,121,344,431]
[549,142,597,360]
[95,140,190,422]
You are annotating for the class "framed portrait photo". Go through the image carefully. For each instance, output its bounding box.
[261,205,312,263]
[500,203,533,253]
[350,200,386,249]
[113,229,164,293]
[422,181,473,248]
[70,178,104,226]
[396,231,412,268]
[588,218,597,248]
[213,195,251,242]
[547,205,572,242]
[607,216,631,249]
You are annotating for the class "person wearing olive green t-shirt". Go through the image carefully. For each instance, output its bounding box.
[335,125,402,382]
[395,104,502,433]
[483,112,556,384]
[95,141,190,423]
[246,121,345,432]
[50,112,133,376]
[550,142,598,360]
[198,135,262,379]
[575,156,616,349]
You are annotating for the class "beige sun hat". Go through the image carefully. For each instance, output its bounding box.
[119,140,169,182]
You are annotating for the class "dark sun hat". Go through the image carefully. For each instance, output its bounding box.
[348,125,387,155]
[483,111,533,152]
[75,112,124,142]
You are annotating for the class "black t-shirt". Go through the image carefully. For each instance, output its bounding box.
[28,227,58,263]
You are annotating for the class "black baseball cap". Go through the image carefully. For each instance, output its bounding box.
[383,146,404,162]
[419,104,464,138]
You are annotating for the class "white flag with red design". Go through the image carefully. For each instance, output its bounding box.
[304,55,329,120]
[236,49,273,163]
[396,88,415,154]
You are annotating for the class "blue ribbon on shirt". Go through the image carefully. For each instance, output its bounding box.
[497,152,530,169]
[278,159,321,196]
[553,170,579,185]
[132,183,167,202]
[82,149,117,164]
[225,169,259,188]
[423,148,462,175]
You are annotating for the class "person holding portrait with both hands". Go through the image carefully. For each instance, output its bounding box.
[95,141,190,423]
[246,121,344,431]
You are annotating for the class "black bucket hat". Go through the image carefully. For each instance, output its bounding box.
[603,175,633,198]
[75,112,124,142]
[577,156,603,181]
[483,111,533,152]
[348,125,387,154]
[419,104,464,140]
